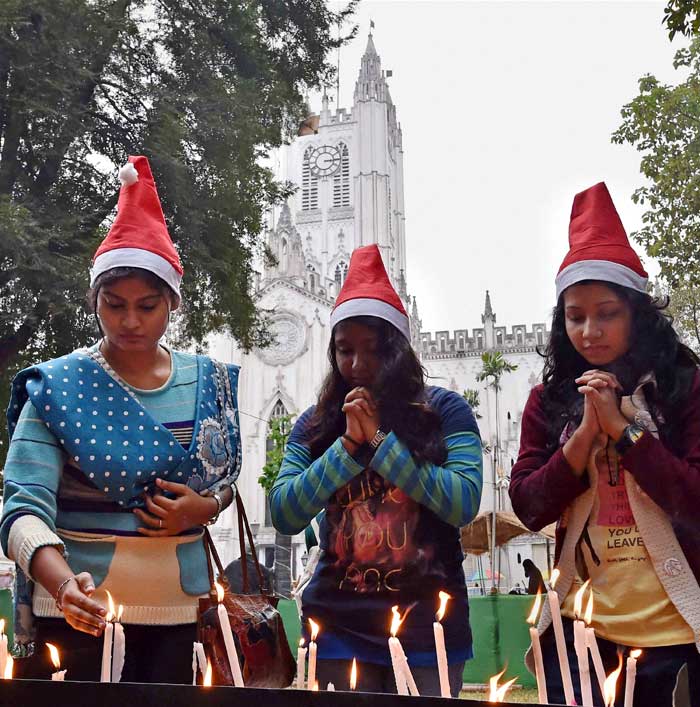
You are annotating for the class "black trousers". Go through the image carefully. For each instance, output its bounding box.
[14,617,197,684]
[541,616,700,707]
[316,657,465,696]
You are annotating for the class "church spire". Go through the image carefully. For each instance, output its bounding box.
[354,29,387,104]
[482,290,496,323]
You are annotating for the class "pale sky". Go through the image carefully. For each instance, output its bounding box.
[325,0,686,334]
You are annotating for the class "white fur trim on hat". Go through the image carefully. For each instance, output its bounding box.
[555,259,648,300]
[90,247,182,306]
[330,298,411,340]
[118,162,139,187]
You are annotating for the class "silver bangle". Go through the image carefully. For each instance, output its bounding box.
[205,491,223,526]
[55,576,76,611]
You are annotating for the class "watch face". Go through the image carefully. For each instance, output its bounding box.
[309,145,341,177]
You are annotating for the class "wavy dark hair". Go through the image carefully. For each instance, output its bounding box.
[540,280,700,451]
[307,316,446,465]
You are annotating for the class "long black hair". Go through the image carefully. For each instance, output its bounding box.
[307,316,446,465]
[540,280,699,451]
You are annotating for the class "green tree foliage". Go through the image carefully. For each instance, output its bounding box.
[0,0,356,459]
[475,351,518,391]
[663,0,700,39]
[462,388,482,419]
[612,39,700,289]
[657,278,700,352]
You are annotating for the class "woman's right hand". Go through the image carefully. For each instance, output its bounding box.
[563,392,603,476]
[341,388,369,451]
[57,572,107,637]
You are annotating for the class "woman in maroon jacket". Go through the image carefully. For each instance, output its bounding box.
[510,183,700,707]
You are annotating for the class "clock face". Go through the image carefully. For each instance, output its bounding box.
[309,145,341,177]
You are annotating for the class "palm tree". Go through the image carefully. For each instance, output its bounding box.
[476,352,517,587]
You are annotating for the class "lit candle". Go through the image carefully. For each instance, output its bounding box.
[192,641,206,685]
[215,581,244,687]
[327,683,335,691]
[573,580,593,707]
[111,601,126,683]
[624,649,642,707]
[583,592,606,699]
[296,638,307,689]
[3,655,13,680]
[388,606,409,695]
[100,610,113,682]
[488,668,517,703]
[307,619,320,692]
[433,591,451,698]
[0,619,7,678]
[603,654,623,707]
[527,590,548,705]
[350,657,357,691]
[46,643,66,681]
[203,659,213,687]
[547,569,575,706]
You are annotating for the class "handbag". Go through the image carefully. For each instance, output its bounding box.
[197,491,296,687]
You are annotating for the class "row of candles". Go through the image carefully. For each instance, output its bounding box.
[0,573,642,704]
[528,569,642,707]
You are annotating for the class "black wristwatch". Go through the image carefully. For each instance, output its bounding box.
[614,423,645,456]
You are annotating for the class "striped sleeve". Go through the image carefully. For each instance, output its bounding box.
[0,401,66,574]
[269,433,364,535]
[370,431,483,527]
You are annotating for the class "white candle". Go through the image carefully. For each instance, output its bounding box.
[215,582,244,687]
[296,639,307,689]
[307,619,320,692]
[100,617,113,682]
[433,591,451,697]
[111,608,126,684]
[583,592,605,700]
[326,682,335,691]
[192,641,207,685]
[3,655,12,680]
[388,636,409,695]
[547,569,575,706]
[396,638,420,696]
[47,643,66,681]
[0,620,7,678]
[573,580,592,707]
[624,650,642,707]
[527,590,548,705]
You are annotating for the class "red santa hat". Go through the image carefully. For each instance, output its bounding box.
[90,155,183,305]
[330,244,410,340]
[555,182,648,299]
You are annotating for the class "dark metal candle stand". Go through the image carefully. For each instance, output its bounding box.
[0,679,559,707]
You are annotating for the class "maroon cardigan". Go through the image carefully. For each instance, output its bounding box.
[509,372,700,584]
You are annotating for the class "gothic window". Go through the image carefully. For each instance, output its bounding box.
[307,264,318,292]
[536,329,544,346]
[516,329,524,345]
[302,146,319,210]
[476,332,484,349]
[496,331,504,346]
[332,143,350,207]
[334,261,348,288]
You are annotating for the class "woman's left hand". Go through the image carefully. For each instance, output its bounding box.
[133,478,218,536]
[343,387,381,442]
[575,370,628,441]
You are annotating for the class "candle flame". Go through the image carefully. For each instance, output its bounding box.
[309,618,320,641]
[106,589,116,617]
[105,611,114,623]
[573,579,591,620]
[117,604,124,622]
[584,590,594,625]
[0,619,4,635]
[488,668,517,702]
[350,658,357,690]
[630,649,642,659]
[390,605,405,637]
[215,581,224,604]
[46,642,61,670]
[526,590,542,625]
[299,638,305,647]
[603,654,623,707]
[435,591,451,622]
[550,568,560,589]
[312,681,319,691]
[203,659,212,687]
[3,655,12,679]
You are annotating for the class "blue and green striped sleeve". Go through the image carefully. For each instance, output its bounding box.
[370,428,482,527]
[269,410,364,534]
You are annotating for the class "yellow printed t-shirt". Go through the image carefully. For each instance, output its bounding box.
[561,443,693,646]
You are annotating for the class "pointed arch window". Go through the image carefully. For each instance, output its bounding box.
[334,261,348,288]
[302,146,319,210]
[332,143,350,207]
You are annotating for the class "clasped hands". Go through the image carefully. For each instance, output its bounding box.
[341,387,381,452]
[575,369,629,444]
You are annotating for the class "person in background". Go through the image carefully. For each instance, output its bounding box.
[270,245,483,695]
[522,559,546,595]
[510,183,700,707]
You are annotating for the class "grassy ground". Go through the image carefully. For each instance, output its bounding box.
[460,686,541,703]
